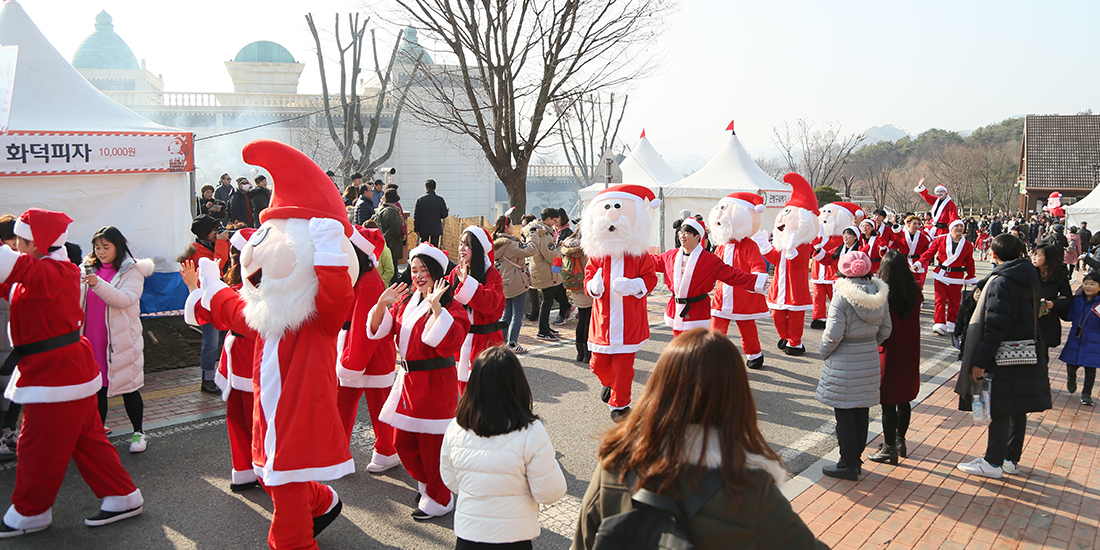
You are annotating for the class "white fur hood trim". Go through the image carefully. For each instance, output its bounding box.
[683,425,787,489]
[132,258,155,278]
[833,276,888,311]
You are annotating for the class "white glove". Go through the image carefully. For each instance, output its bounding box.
[587,267,605,297]
[309,217,345,256]
[783,245,799,261]
[911,261,922,272]
[914,183,926,193]
[612,277,646,298]
[197,257,222,291]
[751,230,772,254]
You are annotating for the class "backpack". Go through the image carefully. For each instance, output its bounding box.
[592,470,724,550]
[561,255,586,291]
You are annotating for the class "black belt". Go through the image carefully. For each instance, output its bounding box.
[469,321,505,335]
[675,294,708,318]
[907,254,920,259]
[342,321,351,331]
[871,258,881,264]
[940,266,966,273]
[402,356,455,372]
[934,222,948,229]
[230,331,246,338]
[0,330,81,376]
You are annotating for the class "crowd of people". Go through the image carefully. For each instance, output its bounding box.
[0,139,1095,550]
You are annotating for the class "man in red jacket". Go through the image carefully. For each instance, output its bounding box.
[915,177,959,239]
[582,184,659,422]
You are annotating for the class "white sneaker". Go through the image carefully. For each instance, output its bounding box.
[931,323,948,335]
[956,457,1003,479]
[129,432,147,454]
[1002,461,1019,475]
[365,451,401,474]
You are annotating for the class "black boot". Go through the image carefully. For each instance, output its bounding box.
[601,386,611,403]
[822,463,861,481]
[776,339,787,350]
[810,319,826,330]
[746,356,764,370]
[896,437,908,459]
[867,443,899,465]
[1067,366,1078,394]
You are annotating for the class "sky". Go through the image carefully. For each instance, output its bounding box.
[15,0,1100,171]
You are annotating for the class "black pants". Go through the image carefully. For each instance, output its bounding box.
[526,288,541,319]
[98,387,144,433]
[881,402,912,445]
[575,307,592,356]
[833,407,869,468]
[984,413,1027,468]
[538,284,569,335]
[420,234,440,246]
[456,539,532,550]
[1068,365,1097,396]
[1,403,20,432]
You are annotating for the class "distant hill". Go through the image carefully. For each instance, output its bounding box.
[862,124,909,144]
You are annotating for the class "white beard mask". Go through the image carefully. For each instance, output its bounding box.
[582,199,652,258]
[240,218,320,341]
[709,202,755,244]
[772,208,820,259]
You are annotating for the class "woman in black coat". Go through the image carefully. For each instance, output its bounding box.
[955,234,1052,479]
[1031,244,1073,349]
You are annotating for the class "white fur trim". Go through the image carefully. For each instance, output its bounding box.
[929,270,969,285]
[101,489,143,513]
[388,412,455,434]
[587,341,647,354]
[664,315,710,331]
[422,309,454,348]
[409,243,448,272]
[183,289,204,326]
[464,226,492,255]
[949,219,964,230]
[230,231,249,251]
[684,426,786,488]
[5,372,100,404]
[14,219,67,248]
[681,218,704,239]
[417,490,454,516]
[349,229,375,256]
[453,276,479,305]
[914,183,926,193]
[200,280,229,310]
[4,505,51,530]
[935,185,948,195]
[711,310,770,321]
[369,451,400,468]
[232,469,259,485]
[718,196,765,214]
[458,331,474,382]
[0,246,16,284]
[241,219,319,341]
[324,486,340,515]
[366,304,394,340]
[671,245,702,325]
[833,277,889,310]
[256,459,356,487]
[649,198,661,209]
[753,272,768,295]
[336,366,396,388]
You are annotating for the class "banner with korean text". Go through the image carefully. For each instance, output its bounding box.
[0,131,194,176]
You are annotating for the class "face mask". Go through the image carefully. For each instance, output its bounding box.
[240,183,252,191]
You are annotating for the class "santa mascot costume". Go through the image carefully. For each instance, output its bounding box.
[914,177,959,238]
[1044,192,1065,218]
[192,139,356,549]
[707,192,772,369]
[764,173,820,356]
[581,184,659,422]
[810,202,865,330]
[444,226,505,394]
[915,219,976,335]
[0,209,143,537]
[335,226,401,474]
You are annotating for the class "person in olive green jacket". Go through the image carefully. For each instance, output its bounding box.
[573,329,828,550]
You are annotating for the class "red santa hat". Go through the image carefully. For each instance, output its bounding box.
[242,139,354,236]
[1049,192,1062,200]
[949,219,964,231]
[718,192,765,213]
[14,208,72,248]
[463,225,495,265]
[349,226,386,264]
[782,173,819,216]
[409,242,449,272]
[681,218,707,245]
[230,228,256,251]
[830,201,865,221]
[594,184,661,210]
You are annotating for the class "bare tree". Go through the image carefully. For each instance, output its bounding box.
[306,13,421,186]
[393,0,673,220]
[753,154,787,181]
[847,140,901,208]
[556,92,628,188]
[773,119,865,190]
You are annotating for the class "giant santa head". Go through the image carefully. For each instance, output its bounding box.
[818,202,865,239]
[582,184,659,258]
[235,140,358,340]
[709,192,765,244]
[772,173,821,259]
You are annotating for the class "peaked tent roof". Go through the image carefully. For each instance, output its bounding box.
[619,133,681,186]
[1065,184,1100,229]
[663,129,790,199]
[0,0,175,132]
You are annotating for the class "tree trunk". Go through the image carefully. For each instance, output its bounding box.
[501,164,529,225]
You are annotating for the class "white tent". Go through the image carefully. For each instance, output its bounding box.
[0,1,194,313]
[1065,186,1100,230]
[618,132,681,187]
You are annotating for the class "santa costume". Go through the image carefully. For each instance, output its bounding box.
[652,218,764,338]
[195,140,356,549]
[763,174,821,356]
[890,221,932,286]
[915,180,959,238]
[810,202,864,329]
[916,220,976,335]
[184,228,262,492]
[707,192,772,369]
[335,227,400,474]
[858,219,889,267]
[0,208,142,537]
[581,184,659,421]
[444,226,505,394]
[367,243,470,519]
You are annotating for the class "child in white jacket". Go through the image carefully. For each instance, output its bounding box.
[440,346,567,549]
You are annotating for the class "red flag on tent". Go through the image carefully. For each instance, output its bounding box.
[726,120,735,132]
[640,128,646,138]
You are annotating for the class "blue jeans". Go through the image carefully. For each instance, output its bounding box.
[501,292,528,344]
[200,323,222,381]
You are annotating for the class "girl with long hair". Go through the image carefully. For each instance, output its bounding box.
[1031,243,1072,350]
[574,329,824,549]
[445,227,506,393]
[81,226,153,454]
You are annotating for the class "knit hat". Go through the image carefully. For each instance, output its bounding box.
[718,192,765,213]
[782,173,819,216]
[593,184,661,210]
[14,208,71,248]
[191,215,218,239]
[409,243,448,272]
[349,226,386,264]
[230,228,256,251]
[837,250,872,278]
[242,139,353,236]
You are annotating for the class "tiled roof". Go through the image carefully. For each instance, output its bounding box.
[1022,114,1100,190]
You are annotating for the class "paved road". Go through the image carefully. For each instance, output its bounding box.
[0,262,986,548]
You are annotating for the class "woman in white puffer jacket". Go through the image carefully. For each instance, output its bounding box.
[440,346,567,549]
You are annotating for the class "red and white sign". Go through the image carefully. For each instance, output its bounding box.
[0,131,194,176]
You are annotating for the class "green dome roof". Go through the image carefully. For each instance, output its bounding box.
[398,27,432,64]
[71,11,139,70]
[234,41,296,63]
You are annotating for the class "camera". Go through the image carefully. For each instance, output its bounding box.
[378,167,396,175]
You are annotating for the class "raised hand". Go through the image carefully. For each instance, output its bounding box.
[456,259,468,283]
[378,282,409,308]
[428,279,450,315]
[180,260,199,292]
